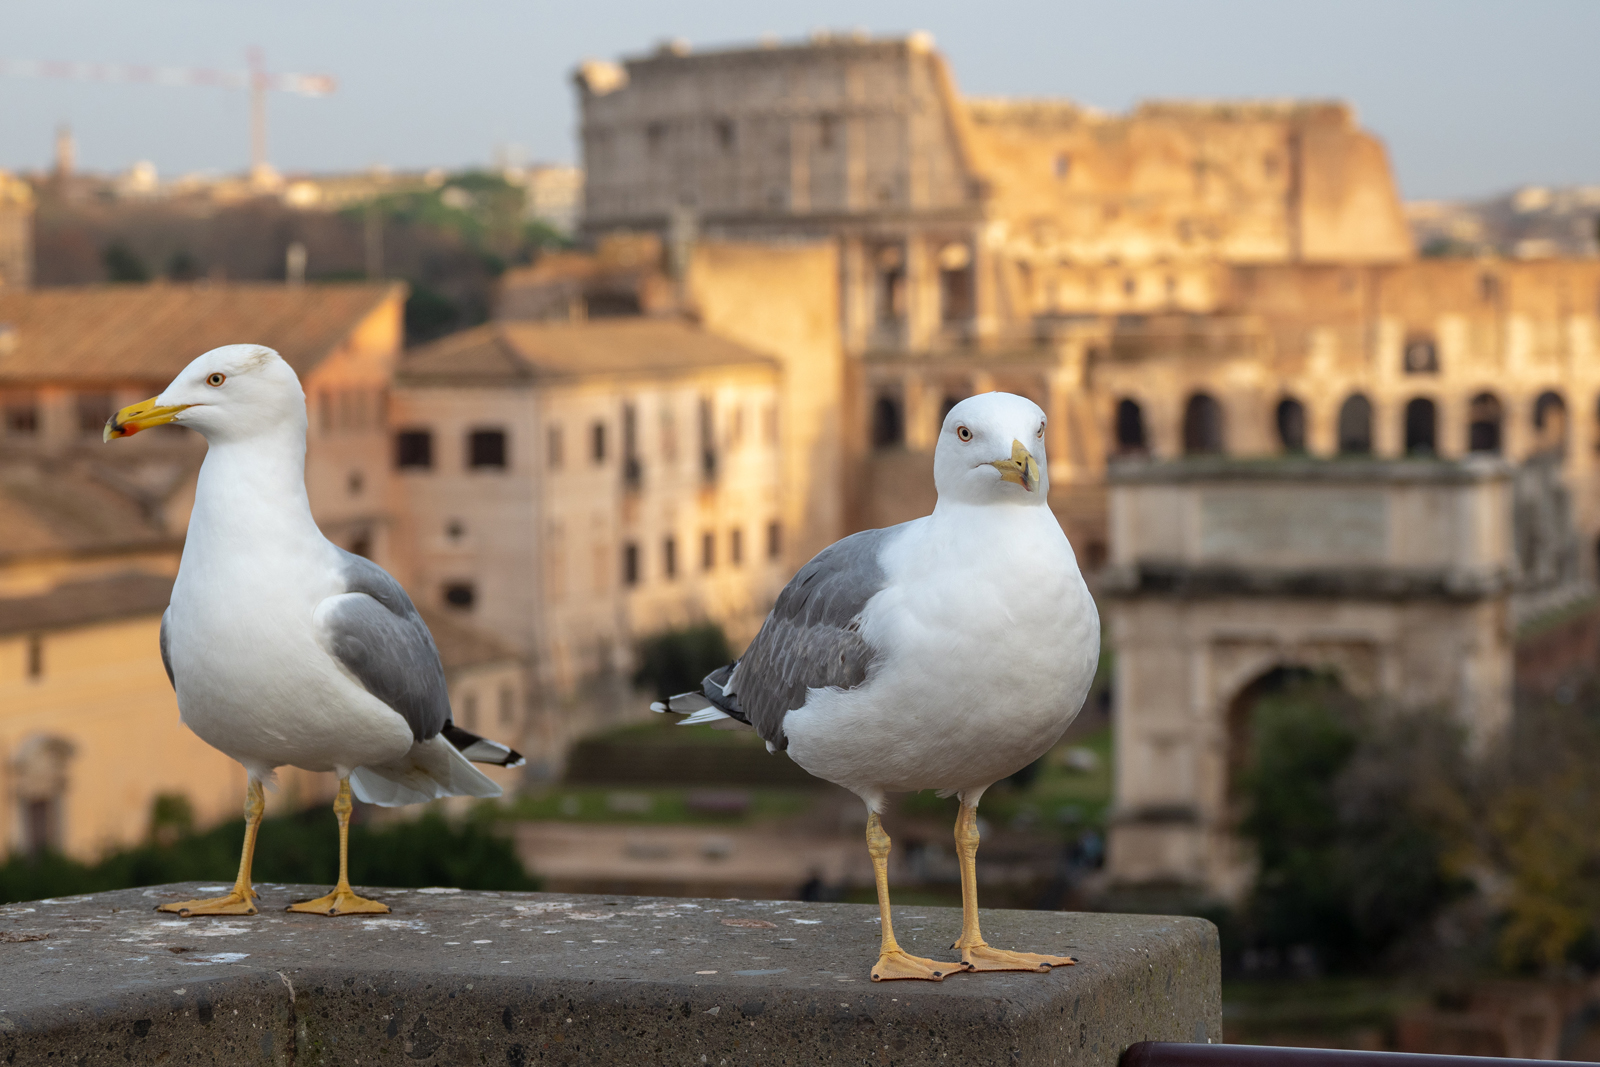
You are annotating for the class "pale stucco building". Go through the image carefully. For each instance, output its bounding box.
[390,318,788,777]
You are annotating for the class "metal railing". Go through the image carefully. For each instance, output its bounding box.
[1123,1043,1598,1067]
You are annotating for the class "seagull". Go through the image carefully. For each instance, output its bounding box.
[657,392,1099,981]
[105,344,523,917]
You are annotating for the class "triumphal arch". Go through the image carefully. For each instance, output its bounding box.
[1101,457,1525,900]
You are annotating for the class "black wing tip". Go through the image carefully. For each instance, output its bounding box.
[441,724,525,767]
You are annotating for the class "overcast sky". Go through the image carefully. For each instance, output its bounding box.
[0,0,1594,201]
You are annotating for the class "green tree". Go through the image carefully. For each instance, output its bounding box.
[633,623,733,701]
[102,240,150,283]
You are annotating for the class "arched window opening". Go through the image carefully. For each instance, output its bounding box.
[1467,393,1503,453]
[1337,395,1373,455]
[1225,667,1347,811]
[1276,397,1306,453]
[1402,335,1439,375]
[938,242,975,323]
[1183,393,1225,455]
[939,393,963,427]
[1115,398,1147,454]
[1404,398,1437,455]
[1533,391,1568,456]
[871,394,904,449]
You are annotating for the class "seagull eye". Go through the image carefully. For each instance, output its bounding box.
[1037,422,1045,438]
[206,373,226,387]
[956,425,973,442]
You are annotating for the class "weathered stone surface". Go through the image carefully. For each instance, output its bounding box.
[0,884,1219,1066]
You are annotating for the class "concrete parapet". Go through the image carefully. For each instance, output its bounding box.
[0,884,1219,1066]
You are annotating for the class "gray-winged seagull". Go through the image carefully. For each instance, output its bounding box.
[106,344,523,917]
[657,391,1100,980]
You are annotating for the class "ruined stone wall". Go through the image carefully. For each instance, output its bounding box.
[578,36,975,233]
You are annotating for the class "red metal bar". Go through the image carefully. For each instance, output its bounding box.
[1122,1043,1598,1067]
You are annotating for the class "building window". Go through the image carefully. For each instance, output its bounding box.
[547,425,564,468]
[874,245,906,325]
[663,536,677,580]
[348,533,372,559]
[396,429,433,469]
[469,429,507,469]
[26,634,43,679]
[819,113,839,150]
[1533,391,1568,456]
[1182,393,1225,455]
[730,528,744,566]
[591,421,607,464]
[347,470,364,497]
[461,692,478,730]
[699,397,717,481]
[1468,393,1503,453]
[1402,335,1439,375]
[1404,398,1437,454]
[622,403,642,488]
[1276,397,1306,453]
[1338,395,1373,454]
[714,118,736,151]
[1114,398,1146,454]
[767,521,781,560]
[702,531,715,571]
[623,542,640,586]
[1480,273,1501,304]
[1053,152,1071,179]
[13,734,75,858]
[77,392,114,437]
[3,393,38,435]
[443,582,475,609]
[938,243,974,322]
[499,685,515,726]
[872,394,904,449]
[646,121,666,157]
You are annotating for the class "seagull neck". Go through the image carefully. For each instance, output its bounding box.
[192,426,317,542]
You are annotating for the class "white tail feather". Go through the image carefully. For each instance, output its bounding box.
[350,735,503,808]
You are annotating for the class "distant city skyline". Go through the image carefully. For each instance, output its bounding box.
[0,0,1595,201]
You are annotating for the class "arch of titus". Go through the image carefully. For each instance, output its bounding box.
[1099,458,1544,898]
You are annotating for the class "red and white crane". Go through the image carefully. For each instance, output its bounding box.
[0,49,337,177]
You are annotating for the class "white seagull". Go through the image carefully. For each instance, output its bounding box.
[106,344,522,917]
[657,391,1100,981]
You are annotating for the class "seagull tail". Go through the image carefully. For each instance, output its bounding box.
[650,683,752,732]
[350,735,504,808]
[442,724,525,767]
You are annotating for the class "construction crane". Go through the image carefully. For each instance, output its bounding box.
[0,49,337,179]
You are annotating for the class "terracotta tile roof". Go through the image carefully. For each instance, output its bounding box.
[0,282,405,386]
[396,319,776,386]
[0,571,173,637]
[0,466,183,563]
[419,608,521,671]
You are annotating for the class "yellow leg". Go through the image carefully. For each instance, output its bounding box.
[952,800,1075,972]
[867,811,966,981]
[158,780,264,917]
[286,777,389,916]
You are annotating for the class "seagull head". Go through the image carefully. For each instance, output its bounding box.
[933,392,1049,505]
[104,345,305,444]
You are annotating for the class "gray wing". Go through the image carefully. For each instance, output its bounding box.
[724,526,893,750]
[159,607,175,690]
[319,548,452,743]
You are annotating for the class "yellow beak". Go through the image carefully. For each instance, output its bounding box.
[103,396,191,442]
[990,439,1041,492]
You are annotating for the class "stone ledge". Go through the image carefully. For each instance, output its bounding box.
[0,884,1220,1066]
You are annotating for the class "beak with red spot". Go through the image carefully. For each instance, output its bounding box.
[103,396,191,442]
[989,439,1041,492]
